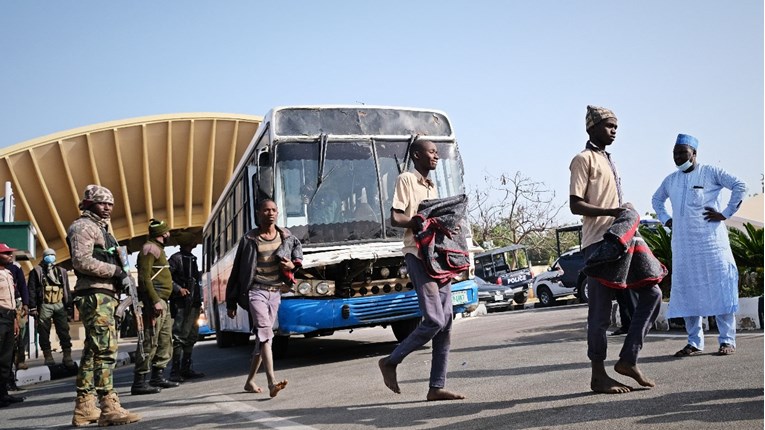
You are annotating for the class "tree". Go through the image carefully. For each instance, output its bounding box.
[729,223,764,297]
[468,171,566,257]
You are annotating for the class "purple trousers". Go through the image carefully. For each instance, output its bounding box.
[388,253,453,389]
[248,289,280,356]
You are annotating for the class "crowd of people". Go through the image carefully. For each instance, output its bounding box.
[0,105,749,425]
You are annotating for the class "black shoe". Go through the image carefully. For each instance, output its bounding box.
[0,394,25,403]
[169,372,185,383]
[610,328,628,336]
[131,373,161,395]
[149,367,180,389]
[181,368,205,380]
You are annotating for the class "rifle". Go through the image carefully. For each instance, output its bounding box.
[115,246,147,362]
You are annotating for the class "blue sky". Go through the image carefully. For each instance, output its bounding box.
[1,1,762,225]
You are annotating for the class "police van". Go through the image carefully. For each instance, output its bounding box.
[474,244,533,305]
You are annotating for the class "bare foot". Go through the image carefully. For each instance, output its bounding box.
[614,359,655,388]
[269,380,288,398]
[244,381,264,393]
[426,388,465,401]
[591,374,632,394]
[378,357,401,394]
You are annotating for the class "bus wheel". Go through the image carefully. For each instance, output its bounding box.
[213,305,234,348]
[273,335,290,359]
[392,318,421,342]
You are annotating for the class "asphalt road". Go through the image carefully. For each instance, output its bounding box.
[3,303,763,430]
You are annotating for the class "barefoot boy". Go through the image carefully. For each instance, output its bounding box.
[378,139,465,401]
[569,106,662,394]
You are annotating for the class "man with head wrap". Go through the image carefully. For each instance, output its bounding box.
[569,106,662,394]
[68,185,140,426]
[131,218,180,395]
[652,134,747,357]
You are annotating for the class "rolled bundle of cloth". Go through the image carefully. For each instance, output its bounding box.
[583,206,667,289]
[413,194,470,283]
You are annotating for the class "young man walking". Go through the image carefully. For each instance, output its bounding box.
[569,106,662,394]
[378,139,466,401]
[226,199,300,398]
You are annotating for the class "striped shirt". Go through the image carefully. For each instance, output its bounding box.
[253,234,283,287]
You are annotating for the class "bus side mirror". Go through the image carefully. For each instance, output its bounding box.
[257,152,273,198]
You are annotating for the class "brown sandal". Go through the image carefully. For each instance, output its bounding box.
[674,344,702,357]
[717,343,735,355]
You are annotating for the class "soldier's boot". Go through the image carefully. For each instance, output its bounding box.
[169,354,184,383]
[149,367,180,389]
[130,373,161,395]
[14,354,28,371]
[62,348,76,368]
[42,350,56,366]
[71,393,100,427]
[180,356,205,380]
[98,392,140,426]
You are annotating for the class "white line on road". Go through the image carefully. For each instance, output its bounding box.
[131,393,318,429]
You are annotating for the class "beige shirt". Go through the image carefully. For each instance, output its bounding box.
[569,146,621,248]
[391,170,438,257]
[0,267,16,311]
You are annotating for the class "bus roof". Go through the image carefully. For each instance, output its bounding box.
[266,105,454,139]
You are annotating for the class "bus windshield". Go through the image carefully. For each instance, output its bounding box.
[273,139,464,245]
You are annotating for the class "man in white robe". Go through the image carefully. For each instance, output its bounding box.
[652,134,747,356]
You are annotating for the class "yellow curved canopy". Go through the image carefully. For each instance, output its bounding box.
[0,113,261,270]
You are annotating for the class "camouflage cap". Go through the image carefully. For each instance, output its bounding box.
[585,105,617,130]
[80,184,115,207]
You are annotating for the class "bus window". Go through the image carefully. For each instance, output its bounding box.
[274,141,383,243]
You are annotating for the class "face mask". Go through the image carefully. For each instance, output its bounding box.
[43,255,56,265]
[676,159,693,172]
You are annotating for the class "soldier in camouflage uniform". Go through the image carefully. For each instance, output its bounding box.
[130,219,180,395]
[68,185,140,427]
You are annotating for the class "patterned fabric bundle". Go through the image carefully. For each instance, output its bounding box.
[583,208,667,289]
[413,194,470,283]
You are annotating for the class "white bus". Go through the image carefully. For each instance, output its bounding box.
[202,106,479,354]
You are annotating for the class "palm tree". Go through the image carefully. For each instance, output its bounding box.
[729,223,764,297]
[639,225,672,298]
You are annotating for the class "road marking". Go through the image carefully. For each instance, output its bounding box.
[648,332,763,339]
[131,393,317,429]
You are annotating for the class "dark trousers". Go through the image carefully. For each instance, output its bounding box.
[585,244,662,364]
[0,310,16,385]
[388,254,453,389]
[614,289,638,328]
